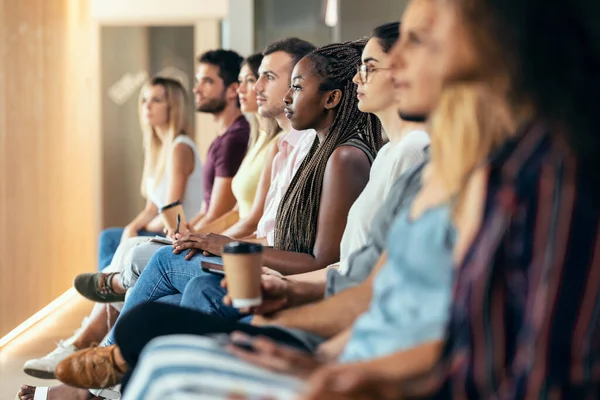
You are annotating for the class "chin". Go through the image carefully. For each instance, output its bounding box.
[357,104,372,113]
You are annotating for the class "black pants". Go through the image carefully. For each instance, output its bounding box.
[114,302,308,392]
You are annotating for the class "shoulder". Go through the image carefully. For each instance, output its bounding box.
[220,130,249,152]
[169,141,195,172]
[326,145,372,174]
[171,141,194,159]
[396,130,430,154]
[228,116,251,136]
[392,131,431,171]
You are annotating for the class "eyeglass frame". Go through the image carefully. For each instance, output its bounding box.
[356,64,393,84]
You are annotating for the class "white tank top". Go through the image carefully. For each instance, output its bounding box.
[145,135,204,219]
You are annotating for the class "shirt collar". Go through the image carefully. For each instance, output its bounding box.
[281,129,312,148]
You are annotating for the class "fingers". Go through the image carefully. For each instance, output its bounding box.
[249,298,288,315]
[300,389,363,400]
[305,367,396,400]
[173,241,194,251]
[226,342,290,372]
[185,248,198,260]
[306,366,343,394]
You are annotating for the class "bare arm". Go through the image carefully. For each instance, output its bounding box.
[188,206,206,227]
[259,146,371,275]
[193,177,237,229]
[253,253,387,339]
[125,199,160,234]
[147,142,195,232]
[194,207,240,235]
[223,140,279,238]
[315,328,353,360]
[302,340,443,400]
[128,143,195,232]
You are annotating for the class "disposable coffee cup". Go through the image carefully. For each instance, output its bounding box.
[222,242,263,308]
[159,201,187,231]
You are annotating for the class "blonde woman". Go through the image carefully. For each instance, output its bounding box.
[19,77,203,385]
[97,77,203,272]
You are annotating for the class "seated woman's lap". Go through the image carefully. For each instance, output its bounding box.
[121,334,303,399]
[104,247,210,344]
[98,228,159,271]
[115,302,309,389]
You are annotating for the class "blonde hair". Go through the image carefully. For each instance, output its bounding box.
[427,82,515,212]
[246,114,282,155]
[139,77,192,197]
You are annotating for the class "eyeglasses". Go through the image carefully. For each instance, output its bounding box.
[356,64,392,84]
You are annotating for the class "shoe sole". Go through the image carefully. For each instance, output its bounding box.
[23,368,56,379]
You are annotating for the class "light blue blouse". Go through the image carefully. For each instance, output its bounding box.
[340,202,456,363]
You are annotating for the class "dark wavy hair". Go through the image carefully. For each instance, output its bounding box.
[372,22,400,53]
[450,0,600,196]
[241,52,263,79]
[262,37,317,67]
[197,49,243,88]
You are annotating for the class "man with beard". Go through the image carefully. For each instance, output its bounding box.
[190,49,250,229]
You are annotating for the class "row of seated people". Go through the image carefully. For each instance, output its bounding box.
[16,0,600,398]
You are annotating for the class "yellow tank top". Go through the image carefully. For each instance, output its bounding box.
[231,131,281,218]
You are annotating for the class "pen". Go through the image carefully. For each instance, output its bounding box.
[175,214,181,235]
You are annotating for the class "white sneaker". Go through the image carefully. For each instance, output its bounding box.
[23,316,90,379]
[90,385,121,399]
[23,339,78,379]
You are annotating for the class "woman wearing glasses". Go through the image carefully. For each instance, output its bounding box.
[337,21,430,274]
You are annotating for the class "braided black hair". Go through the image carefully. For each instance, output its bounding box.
[274,39,384,254]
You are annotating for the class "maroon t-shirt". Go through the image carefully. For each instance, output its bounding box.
[203,115,250,208]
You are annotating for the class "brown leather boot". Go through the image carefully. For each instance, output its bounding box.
[54,345,127,389]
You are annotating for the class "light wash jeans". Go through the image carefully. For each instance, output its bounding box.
[98,227,158,271]
[105,246,245,344]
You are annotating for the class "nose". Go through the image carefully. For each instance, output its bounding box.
[389,40,406,72]
[254,75,265,94]
[283,86,293,105]
[193,82,201,94]
[237,82,246,95]
[352,68,361,86]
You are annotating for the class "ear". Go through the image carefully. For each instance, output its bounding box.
[227,83,240,101]
[324,89,343,110]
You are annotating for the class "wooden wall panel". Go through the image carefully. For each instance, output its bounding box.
[0,0,100,338]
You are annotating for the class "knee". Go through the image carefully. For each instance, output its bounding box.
[114,303,159,345]
[180,274,225,311]
[149,246,182,272]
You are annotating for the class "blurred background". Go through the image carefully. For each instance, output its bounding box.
[0,0,408,339]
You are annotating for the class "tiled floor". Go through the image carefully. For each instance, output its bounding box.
[0,295,92,399]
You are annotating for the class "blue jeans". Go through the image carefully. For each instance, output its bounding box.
[98,227,158,271]
[180,274,244,320]
[106,246,235,344]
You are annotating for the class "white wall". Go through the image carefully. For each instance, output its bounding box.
[91,0,229,24]
[222,0,254,56]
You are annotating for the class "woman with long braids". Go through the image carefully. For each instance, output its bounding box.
[177,38,383,270]
[41,40,382,395]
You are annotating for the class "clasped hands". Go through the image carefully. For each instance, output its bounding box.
[170,231,233,260]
